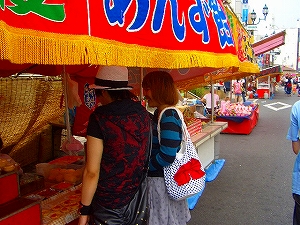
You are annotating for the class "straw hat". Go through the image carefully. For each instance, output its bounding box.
[89,66,132,90]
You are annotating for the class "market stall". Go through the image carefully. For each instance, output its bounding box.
[256,65,282,99]
[0,155,84,225]
[188,4,263,137]
[0,0,242,165]
[256,75,271,99]
[0,1,268,224]
[251,31,286,99]
[0,0,241,224]
[215,102,259,135]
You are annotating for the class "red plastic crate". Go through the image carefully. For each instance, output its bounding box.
[0,172,19,205]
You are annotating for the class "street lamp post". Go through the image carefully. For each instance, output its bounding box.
[250,4,269,25]
[246,4,269,36]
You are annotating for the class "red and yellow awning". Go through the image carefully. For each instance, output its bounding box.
[223,5,260,77]
[0,0,239,70]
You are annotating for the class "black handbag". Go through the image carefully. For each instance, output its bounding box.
[89,125,152,225]
[89,177,148,225]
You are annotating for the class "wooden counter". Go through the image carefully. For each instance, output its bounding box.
[191,121,228,169]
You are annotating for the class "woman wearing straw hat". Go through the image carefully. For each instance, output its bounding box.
[78,66,151,225]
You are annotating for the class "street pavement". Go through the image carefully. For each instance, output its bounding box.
[188,86,299,225]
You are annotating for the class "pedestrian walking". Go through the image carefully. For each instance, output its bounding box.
[286,75,293,96]
[286,100,300,225]
[233,79,242,102]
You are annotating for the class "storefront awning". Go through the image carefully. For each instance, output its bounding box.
[257,65,282,78]
[282,65,298,74]
[252,31,286,56]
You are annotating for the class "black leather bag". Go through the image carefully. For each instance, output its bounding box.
[89,178,149,225]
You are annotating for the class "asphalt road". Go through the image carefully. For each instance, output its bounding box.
[188,86,298,225]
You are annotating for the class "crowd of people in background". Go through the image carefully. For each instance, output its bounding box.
[282,74,300,97]
[221,74,300,103]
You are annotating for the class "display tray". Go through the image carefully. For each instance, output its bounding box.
[216,104,258,123]
[216,106,259,135]
[186,118,202,136]
[41,184,82,225]
[216,114,251,123]
[36,162,84,185]
[36,187,61,199]
[20,173,45,196]
[49,156,84,165]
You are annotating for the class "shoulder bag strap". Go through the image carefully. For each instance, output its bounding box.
[142,121,152,178]
[157,107,189,155]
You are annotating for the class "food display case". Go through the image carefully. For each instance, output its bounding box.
[256,76,270,99]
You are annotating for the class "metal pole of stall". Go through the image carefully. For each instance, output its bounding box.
[62,65,71,143]
[140,68,144,101]
[230,80,233,102]
[210,75,214,123]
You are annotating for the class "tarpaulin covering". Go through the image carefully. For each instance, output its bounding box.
[0,1,262,90]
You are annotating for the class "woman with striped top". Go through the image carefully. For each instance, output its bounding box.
[142,71,191,225]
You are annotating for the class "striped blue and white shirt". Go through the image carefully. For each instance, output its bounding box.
[148,108,182,177]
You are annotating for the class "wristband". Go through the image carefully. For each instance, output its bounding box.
[78,202,91,215]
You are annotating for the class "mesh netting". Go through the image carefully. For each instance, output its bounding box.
[0,77,64,166]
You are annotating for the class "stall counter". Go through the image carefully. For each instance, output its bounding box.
[191,121,228,169]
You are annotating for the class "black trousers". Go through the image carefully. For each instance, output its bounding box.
[206,107,217,114]
[293,193,300,225]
